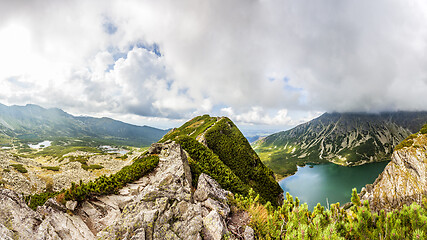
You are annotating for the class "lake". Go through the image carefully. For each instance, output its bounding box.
[28,140,52,149]
[279,161,389,209]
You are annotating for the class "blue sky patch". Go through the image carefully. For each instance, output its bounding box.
[103,19,117,35]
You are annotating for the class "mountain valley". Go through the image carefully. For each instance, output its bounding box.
[254,111,427,178]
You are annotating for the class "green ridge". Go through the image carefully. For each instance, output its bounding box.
[161,115,283,205]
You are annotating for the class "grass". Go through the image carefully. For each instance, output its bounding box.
[41,166,60,171]
[420,124,427,134]
[255,146,327,177]
[68,156,103,171]
[82,164,103,170]
[11,164,27,173]
[160,115,218,142]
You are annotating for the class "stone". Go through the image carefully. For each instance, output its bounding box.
[66,200,78,211]
[148,143,164,155]
[202,210,227,240]
[0,223,14,240]
[131,228,146,240]
[202,198,230,218]
[243,226,255,240]
[194,173,228,203]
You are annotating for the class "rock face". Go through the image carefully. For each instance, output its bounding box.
[360,133,427,212]
[0,142,247,239]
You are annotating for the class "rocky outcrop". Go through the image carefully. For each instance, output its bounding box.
[0,142,251,239]
[360,133,427,212]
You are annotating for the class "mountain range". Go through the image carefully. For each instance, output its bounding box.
[254,111,427,177]
[0,103,167,147]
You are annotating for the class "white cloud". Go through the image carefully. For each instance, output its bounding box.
[221,107,299,126]
[1,0,427,129]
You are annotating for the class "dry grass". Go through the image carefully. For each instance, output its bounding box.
[248,203,269,226]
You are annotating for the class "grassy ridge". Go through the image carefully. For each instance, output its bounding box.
[176,136,249,196]
[160,115,218,142]
[204,118,283,205]
[161,115,283,205]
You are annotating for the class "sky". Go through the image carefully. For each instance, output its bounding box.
[1,0,427,133]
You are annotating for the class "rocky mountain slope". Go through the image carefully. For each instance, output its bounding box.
[0,142,255,240]
[160,115,283,206]
[360,124,427,212]
[254,111,427,177]
[0,103,167,147]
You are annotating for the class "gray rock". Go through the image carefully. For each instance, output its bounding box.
[194,173,228,203]
[44,198,67,212]
[202,210,227,240]
[148,143,164,154]
[0,223,14,240]
[202,198,230,218]
[243,226,255,240]
[131,228,146,240]
[66,200,78,211]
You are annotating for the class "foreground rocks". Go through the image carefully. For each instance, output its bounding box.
[0,142,253,239]
[360,133,427,212]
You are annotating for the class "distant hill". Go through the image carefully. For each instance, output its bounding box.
[160,115,284,206]
[0,103,167,147]
[253,111,427,177]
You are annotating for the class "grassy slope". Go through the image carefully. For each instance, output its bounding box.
[204,118,283,205]
[161,115,283,205]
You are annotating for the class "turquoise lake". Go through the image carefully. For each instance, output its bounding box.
[279,161,389,209]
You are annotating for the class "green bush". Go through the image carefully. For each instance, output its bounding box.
[82,164,103,170]
[26,155,159,209]
[234,188,427,239]
[11,164,27,173]
[395,139,414,151]
[25,191,61,211]
[41,166,60,171]
[421,124,427,134]
[204,118,283,205]
[176,136,249,196]
[64,155,159,202]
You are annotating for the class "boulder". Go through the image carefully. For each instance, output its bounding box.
[202,210,227,240]
[147,143,164,155]
[202,198,230,218]
[66,200,78,211]
[243,226,255,240]
[194,173,228,203]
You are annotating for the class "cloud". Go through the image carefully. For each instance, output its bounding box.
[220,107,307,126]
[1,0,427,128]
